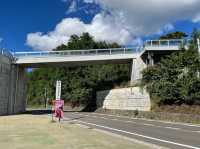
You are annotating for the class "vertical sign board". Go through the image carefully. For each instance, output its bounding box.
[56,80,61,100]
[53,80,64,121]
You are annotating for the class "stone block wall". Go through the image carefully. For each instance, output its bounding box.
[96,87,151,111]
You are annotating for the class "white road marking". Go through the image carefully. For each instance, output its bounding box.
[143,123,155,127]
[72,113,190,132]
[71,119,200,149]
[164,127,180,130]
[91,112,200,128]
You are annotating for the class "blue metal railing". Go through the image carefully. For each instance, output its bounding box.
[4,39,195,59]
[12,47,141,58]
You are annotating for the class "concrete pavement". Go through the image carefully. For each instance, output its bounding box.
[64,112,200,149]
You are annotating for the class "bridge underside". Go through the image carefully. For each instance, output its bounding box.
[17,58,134,68]
[15,53,138,68]
[141,50,180,66]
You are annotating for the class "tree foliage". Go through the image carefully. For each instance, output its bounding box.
[142,30,200,105]
[27,33,130,108]
[159,31,188,39]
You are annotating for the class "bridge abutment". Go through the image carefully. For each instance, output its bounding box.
[0,54,26,115]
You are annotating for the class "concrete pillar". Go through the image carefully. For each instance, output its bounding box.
[130,59,137,86]
[147,52,154,66]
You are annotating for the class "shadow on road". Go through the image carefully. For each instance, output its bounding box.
[24,109,52,115]
[24,109,85,115]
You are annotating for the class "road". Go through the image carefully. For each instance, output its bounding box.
[64,112,200,149]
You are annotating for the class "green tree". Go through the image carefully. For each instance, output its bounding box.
[159,31,188,39]
[141,30,200,106]
[27,33,130,109]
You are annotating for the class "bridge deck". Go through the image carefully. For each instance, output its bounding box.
[1,39,193,67]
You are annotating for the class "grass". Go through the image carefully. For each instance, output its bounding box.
[97,108,200,124]
[0,115,154,149]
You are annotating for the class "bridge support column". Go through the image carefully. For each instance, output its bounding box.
[130,59,137,86]
[130,57,147,86]
[147,52,154,66]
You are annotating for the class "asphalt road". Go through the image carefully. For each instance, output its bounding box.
[64,112,200,149]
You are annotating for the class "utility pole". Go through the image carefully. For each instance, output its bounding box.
[44,87,47,108]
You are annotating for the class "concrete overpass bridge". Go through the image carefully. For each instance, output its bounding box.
[0,39,197,115]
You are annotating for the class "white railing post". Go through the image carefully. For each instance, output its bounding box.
[151,40,153,47]
[124,48,126,54]
[110,49,112,55]
[168,40,170,47]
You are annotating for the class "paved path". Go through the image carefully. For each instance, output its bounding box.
[64,112,200,149]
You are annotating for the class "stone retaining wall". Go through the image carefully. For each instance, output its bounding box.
[96,87,151,111]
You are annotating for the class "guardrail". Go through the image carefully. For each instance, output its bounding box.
[9,39,198,58]
[144,39,187,47]
[0,49,13,59]
[12,47,142,58]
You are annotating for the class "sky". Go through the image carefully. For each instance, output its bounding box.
[0,0,200,52]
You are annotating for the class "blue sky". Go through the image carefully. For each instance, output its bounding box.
[0,0,200,52]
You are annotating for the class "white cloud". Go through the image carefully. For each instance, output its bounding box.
[95,0,200,36]
[83,0,95,3]
[27,0,200,50]
[26,14,132,50]
[193,14,200,23]
[66,0,77,14]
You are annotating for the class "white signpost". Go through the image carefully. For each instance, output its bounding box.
[56,80,61,100]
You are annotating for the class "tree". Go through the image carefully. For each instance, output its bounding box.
[159,31,188,39]
[27,33,129,109]
[141,30,200,106]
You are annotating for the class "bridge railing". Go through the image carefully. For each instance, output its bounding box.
[0,49,13,59]
[12,47,141,58]
[144,39,188,47]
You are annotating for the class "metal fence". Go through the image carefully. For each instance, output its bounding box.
[0,49,13,59]
[144,39,187,47]
[12,47,141,58]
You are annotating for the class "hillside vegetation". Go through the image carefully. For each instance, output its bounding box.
[27,33,130,109]
[141,29,200,106]
[27,30,200,111]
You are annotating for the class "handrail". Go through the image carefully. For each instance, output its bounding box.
[12,47,140,58]
[144,39,191,47]
[8,39,195,58]
[0,49,13,59]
